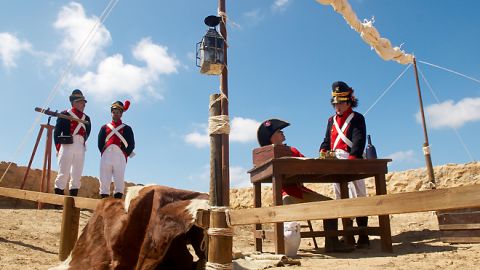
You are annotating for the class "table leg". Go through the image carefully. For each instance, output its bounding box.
[339,181,355,246]
[375,173,393,252]
[253,182,263,252]
[272,174,285,254]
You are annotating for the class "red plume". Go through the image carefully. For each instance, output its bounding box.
[123,100,130,112]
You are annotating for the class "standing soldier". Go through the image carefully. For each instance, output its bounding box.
[319,81,370,248]
[98,101,135,199]
[53,89,91,197]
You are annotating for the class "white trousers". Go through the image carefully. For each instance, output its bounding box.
[333,149,367,199]
[54,135,85,190]
[99,145,126,195]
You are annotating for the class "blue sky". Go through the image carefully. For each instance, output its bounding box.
[0,0,479,192]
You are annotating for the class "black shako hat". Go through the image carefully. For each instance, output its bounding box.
[111,100,130,112]
[69,89,87,103]
[257,119,290,146]
[331,81,353,104]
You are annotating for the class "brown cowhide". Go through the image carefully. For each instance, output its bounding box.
[51,185,209,270]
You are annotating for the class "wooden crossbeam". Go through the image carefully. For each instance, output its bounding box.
[0,186,99,210]
[228,184,480,226]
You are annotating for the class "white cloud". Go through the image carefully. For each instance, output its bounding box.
[185,117,260,148]
[0,33,31,68]
[230,166,251,188]
[68,38,180,101]
[187,164,250,189]
[272,0,291,12]
[185,125,209,148]
[54,2,111,67]
[417,97,480,129]
[243,8,264,24]
[385,150,417,163]
[230,117,261,143]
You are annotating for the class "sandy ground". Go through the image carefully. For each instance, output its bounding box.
[1,161,479,269]
[0,209,479,270]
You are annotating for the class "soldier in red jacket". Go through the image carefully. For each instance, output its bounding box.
[98,101,135,199]
[53,89,91,197]
[319,81,370,248]
[257,119,353,253]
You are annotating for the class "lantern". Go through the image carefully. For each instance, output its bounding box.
[196,15,225,75]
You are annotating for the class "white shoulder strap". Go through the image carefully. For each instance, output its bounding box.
[105,123,128,148]
[68,110,86,136]
[332,112,354,149]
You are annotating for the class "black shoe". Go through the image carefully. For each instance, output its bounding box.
[54,188,64,195]
[113,192,123,199]
[69,189,79,197]
[100,194,109,199]
[356,235,370,249]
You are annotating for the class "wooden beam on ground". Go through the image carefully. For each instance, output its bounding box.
[229,184,480,226]
[0,187,98,210]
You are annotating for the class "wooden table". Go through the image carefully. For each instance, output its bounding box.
[248,157,393,254]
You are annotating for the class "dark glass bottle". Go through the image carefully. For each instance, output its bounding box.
[366,135,377,159]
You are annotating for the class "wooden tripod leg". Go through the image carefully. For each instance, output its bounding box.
[38,124,55,209]
[20,126,44,190]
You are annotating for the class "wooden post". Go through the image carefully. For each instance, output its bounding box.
[413,57,436,188]
[59,196,80,261]
[207,209,232,269]
[218,0,230,207]
[210,94,223,206]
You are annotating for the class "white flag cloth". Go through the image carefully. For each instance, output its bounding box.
[316,0,414,65]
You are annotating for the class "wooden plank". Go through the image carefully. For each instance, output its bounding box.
[228,184,480,226]
[254,227,382,240]
[252,145,292,167]
[439,224,480,230]
[0,187,99,210]
[437,211,480,225]
[439,230,480,243]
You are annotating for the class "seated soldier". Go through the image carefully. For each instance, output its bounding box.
[257,119,354,253]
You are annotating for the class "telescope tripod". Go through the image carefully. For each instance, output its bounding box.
[19,117,54,209]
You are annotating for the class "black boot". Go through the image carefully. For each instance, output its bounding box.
[54,188,64,195]
[100,194,109,199]
[324,219,354,253]
[113,192,123,199]
[356,216,370,249]
[69,189,79,197]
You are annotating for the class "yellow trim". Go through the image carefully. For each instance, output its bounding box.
[332,91,351,97]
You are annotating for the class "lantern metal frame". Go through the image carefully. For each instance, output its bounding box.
[196,16,226,75]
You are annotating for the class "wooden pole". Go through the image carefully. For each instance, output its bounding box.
[208,209,232,268]
[59,196,80,261]
[219,0,230,207]
[206,2,233,267]
[210,94,223,206]
[413,57,436,188]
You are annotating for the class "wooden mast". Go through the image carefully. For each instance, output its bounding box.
[413,57,436,188]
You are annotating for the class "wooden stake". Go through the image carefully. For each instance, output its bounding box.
[210,94,223,206]
[59,196,80,261]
